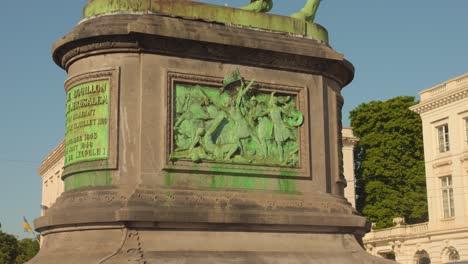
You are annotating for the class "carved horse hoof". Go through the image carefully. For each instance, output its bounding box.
[290,0,321,23]
[240,0,273,13]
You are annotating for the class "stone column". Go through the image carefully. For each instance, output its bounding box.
[30,1,393,263]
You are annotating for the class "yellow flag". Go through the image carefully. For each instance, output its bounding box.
[23,217,33,233]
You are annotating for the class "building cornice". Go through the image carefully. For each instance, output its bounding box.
[342,137,359,146]
[37,141,65,176]
[410,84,468,114]
[461,153,468,163]
[432,160,452,168]
[342,127,359,146]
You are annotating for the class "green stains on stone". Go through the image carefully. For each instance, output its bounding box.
[83,0,150,18]
[208,175,264,190]
[231,176,256,190]
[82,0,328,43]
[278,179,296,193]
[164,164,298,193]
[164,172,175,187]
[277,170,299,194]
[171,70,303,167]
[64,171,112,191]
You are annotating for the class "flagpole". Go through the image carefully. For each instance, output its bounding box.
[31,230,40,244]
[23,216,40,244]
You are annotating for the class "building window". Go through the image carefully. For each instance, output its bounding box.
[379,252,396,260]
[441,176,455,218]
[449,250,460,261]
[437,124,450,153]
[415,250,431,264]
[464,118,468,146]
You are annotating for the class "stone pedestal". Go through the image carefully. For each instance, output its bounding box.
[30,1,393,263]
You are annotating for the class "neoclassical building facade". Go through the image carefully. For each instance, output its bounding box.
[343,127,359,208]
[37,142,64,216]
[364,73,468,264]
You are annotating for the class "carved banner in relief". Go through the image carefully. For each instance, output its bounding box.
[65,80,110,166]
[170,72,304,167]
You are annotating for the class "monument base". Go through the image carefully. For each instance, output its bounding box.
[32,3,394,263]
[31,225,393,263]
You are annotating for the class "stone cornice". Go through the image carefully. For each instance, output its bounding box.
[342,127,359,146]
[342,137,359,146]
[461,153,468,163]
[432,160,452,168]
[410,85,468,114]
[37,141,64,176]
[52,14,355,87]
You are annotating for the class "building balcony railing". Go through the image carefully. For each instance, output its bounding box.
[363,222,429,242]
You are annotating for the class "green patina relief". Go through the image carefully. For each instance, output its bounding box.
[290,0,321,23]
[241,0,321,23]
[85,0,321,23]
[65,80,110,166]
[240,0,273,13]
[83,0,328,42]
[170,70,303,167]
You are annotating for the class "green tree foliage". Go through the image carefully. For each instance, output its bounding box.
[15,239,39,264]
[0,226,39,264]
[350,96,428,228]
[0,231,18,264]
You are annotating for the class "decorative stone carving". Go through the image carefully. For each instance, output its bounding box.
[393,217,406,227]
[170,69,304,167]
[99,229,147,264]
[410,88,468,114]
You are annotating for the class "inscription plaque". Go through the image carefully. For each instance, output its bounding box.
[65,80,110,166]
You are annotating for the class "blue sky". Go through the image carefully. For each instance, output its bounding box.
[0,0,466,238]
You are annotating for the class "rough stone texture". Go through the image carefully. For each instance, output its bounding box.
[30,9,393,264]
[32,225,391,263]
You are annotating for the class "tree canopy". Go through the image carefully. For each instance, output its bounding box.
[0,225,39,264]
[0,231,18,264]
[350,96,428,228]
[15,239,39,264]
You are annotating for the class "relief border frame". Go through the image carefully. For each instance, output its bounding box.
[62,68,120,177]
[165,71,311,179]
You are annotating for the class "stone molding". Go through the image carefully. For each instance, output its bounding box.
[419,74,468,98]
[342,127,359,147]
[37,141,65,176]
[432,160,452,168]
[35,186,368,234]
[342,137,359,146]
[52,14,354,87]
[410,84,468,114]
[461,153,468,163]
